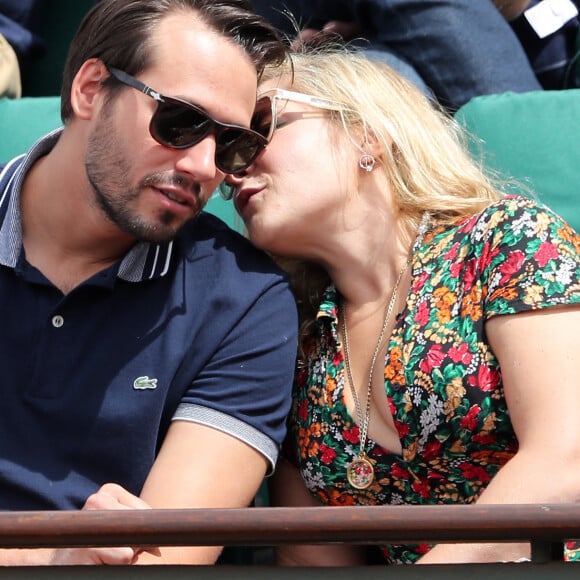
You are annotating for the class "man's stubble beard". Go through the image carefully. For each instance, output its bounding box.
[85,108,191,244]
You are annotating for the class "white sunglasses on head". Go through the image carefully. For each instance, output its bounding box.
[251,88,343,143]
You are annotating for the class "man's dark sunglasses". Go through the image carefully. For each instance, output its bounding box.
[107,67,267,174]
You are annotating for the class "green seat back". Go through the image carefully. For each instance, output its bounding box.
[0,96,239,229]
[455,89,580,233]
[0,96,62,161]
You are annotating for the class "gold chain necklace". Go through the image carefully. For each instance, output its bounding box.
[341,257,411,490]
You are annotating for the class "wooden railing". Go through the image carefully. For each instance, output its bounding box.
[0,504,579,578]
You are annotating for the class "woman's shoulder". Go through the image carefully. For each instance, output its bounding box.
[475,195,579,249]
[476,194,575,229]
[418,194,580,267]
[432,195,577,243]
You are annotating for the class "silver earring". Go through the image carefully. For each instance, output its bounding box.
[359,153,376,172]
[218,182,234,201]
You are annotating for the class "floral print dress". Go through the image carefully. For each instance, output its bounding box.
[284,196,580,564]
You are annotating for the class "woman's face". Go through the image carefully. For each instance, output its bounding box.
[225,78,359,258]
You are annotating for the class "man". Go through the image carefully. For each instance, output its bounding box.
[0,0,297,565]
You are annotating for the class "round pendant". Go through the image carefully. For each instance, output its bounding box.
[346,455,374,489]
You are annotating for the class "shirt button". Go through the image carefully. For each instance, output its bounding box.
[52,315,64,328]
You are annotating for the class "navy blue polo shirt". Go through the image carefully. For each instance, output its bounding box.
[0,131,298,510]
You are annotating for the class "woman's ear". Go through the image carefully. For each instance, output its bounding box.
[359,126,386,160]
[70,58,109,120]
[357,131,385,173]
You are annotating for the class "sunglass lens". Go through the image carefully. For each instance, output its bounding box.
[251,97,274,140]
[151,101,210,148]
[150,99,262,173]
[216,130,262,173]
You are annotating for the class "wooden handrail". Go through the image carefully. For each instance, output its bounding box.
[0,503,577,549]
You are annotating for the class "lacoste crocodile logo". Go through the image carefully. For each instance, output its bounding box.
[133,376,158,390]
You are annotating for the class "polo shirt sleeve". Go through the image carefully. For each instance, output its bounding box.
[172,235,298,474]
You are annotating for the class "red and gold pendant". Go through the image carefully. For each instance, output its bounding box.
[346,455,374,489]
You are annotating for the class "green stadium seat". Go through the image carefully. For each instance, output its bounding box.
[455,89,580,233]
[0,96,62,160]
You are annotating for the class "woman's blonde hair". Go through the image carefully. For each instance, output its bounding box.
[262,49,504,227]
[259,48,507,351]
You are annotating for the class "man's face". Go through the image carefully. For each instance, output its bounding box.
[85,12,259,243]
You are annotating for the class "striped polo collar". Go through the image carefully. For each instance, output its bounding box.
[0,129,174,282]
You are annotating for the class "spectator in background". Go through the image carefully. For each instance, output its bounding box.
[252,0,542,110]
[0,0,100,97]
[0,26,20,97]
[255,0,430,96]
[0,0,47,96]
[495,0,580,89]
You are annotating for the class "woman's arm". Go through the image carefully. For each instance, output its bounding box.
[269,457,367,566]
[419,304,580,564]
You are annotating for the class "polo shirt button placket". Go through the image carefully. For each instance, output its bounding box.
[52,315,64,328]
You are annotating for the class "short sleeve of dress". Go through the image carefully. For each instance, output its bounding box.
[473,196,580,319]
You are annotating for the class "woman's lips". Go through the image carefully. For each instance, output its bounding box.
[234,186,262,214]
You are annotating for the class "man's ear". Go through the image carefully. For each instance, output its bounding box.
[70,58,109,120]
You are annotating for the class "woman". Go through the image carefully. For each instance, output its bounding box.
[225,50,580,565]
